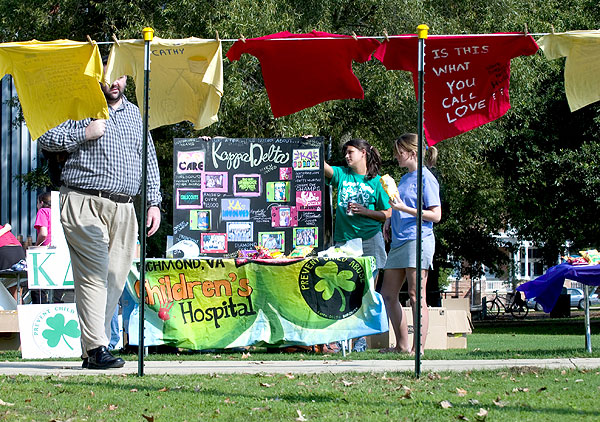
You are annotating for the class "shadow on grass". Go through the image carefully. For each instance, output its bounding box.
[461,347,593,359]
[474,321,600,335]
[422,400,600,418]
[45,374,600,417]
[52,375,344,404]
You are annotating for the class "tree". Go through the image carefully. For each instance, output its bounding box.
[4,0,600,273]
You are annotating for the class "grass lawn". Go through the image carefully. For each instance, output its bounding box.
[1,314,600,362]
[0,368,599,421]
[0,315,599,421]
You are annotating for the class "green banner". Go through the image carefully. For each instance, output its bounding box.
[126,257,388,349]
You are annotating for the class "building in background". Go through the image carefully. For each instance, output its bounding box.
[0,75,38,243]
[444,231,552,311]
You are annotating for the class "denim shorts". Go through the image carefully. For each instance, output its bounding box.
[336,231,387,270]
[384,235,435,270]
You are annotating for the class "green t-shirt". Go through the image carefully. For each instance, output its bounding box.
[328,166,391,242]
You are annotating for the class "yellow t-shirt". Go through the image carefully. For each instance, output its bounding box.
[538,30,600,111]
[0,40,108,139]
[105,37,223,130]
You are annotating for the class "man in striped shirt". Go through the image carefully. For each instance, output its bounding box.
[38,63,161,370]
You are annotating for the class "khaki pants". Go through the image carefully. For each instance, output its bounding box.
[60,187,138,356]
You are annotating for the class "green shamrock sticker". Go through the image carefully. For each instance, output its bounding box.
[238,178,257,192]
[314,261,357,312]
[42,314,81,350]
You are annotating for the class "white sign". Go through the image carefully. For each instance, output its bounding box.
[25,190,74,290]
[26,248,73,289]
[18,303,81,358]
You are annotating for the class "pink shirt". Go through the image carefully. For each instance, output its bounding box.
[34,207,51,246]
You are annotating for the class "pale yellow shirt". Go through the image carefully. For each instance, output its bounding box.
[0,40,108,139]
[105,37,223,130]
[538,30,600,111]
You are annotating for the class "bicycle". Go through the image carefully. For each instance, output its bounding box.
[485,290,529,319]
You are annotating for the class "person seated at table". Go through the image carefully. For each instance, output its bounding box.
[0,223,27,300]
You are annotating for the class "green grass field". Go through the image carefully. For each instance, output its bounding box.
[0,317,599,421]
[0,368,598,421]
[2,314,600,362]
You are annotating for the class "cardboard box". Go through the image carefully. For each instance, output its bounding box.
[0,310,19,332]
[0,333,19,350]
[0,310,20,351]
[447,334,467,349]
[442,297,470,311]
[367,329,392,350]
[367,307,448,350]
[446,309,471,349]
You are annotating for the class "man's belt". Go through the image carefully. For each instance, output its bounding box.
[64,185,134,204]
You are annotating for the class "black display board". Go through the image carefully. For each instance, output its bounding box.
[173,137,325,257]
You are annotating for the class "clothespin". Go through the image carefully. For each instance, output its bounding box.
[240,34,246,43]
[112,34,120,46]
[215,31,220,42]
[86,35,94,44]
[383,29,390,42]
[523,23,528,35]
[351,31,358,41]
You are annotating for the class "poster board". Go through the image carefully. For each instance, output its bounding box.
[26,248,73,289]
[173,137,325,257]
[17,303,82,358]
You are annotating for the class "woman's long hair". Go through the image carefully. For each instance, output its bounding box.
[37,192,51,208]
[342,138,382,181]
[394,133,438,168]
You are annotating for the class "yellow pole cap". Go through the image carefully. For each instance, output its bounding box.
[142,27,154,41]
[417,24,429,39]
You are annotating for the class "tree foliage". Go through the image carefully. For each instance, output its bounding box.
[4,0,600,274]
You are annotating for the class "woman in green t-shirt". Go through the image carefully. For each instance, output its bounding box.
[324,138,392,278]
[323,138,391,353]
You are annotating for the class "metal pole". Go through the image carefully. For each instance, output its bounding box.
[584,285,592,353]
[327,137,334,248]
[137,26,154,377]
[414,23,429,379]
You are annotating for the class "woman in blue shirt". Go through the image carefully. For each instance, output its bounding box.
[380,133,441,355]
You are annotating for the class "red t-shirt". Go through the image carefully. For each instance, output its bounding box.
[227,31,380,117]
[374,34,539,145]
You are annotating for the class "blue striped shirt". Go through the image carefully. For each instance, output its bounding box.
[37,96,161,206]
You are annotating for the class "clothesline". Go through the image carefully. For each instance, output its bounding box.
[0,31,553,47]
[4,29,594,143]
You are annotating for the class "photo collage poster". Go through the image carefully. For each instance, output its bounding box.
[173,137,325,257]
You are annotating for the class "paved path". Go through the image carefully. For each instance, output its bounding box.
[0,358,599,376]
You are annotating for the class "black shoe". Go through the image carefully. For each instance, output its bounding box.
[81,357,88,369]
[87,346,125,369]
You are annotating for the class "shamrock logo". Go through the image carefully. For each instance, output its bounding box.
[42,314,81,350]
[314,261,357,312]
[299,258,365,320]
[238,178,257,191]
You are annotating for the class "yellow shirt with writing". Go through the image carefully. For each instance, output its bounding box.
[538,30,600,111]
[0,40,109,139]
[105,37,223,130]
